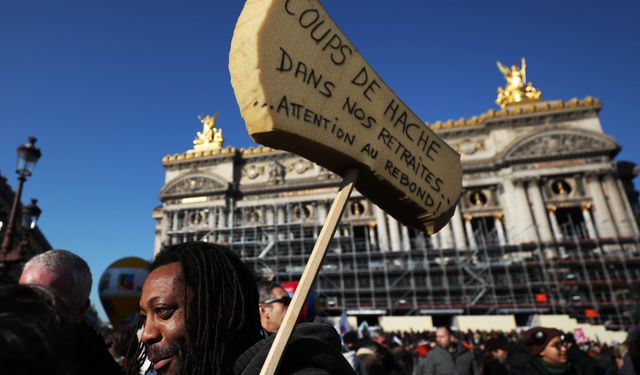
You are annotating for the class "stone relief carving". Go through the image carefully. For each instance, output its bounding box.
[291,204,313,222]
[268,161,286,184]
[504,131,616,161]
[317,166,335,180]
[288,159,313,174]
[454,139,485,155]
[164,176,225,196]
[463,188,496,209]
[161,174,228,198]
[246,209,262,224]
[544,177,578,199]
[243,164,265,180]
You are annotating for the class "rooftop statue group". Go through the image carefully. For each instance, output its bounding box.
[496,57,543,108]
[192,112,224,152]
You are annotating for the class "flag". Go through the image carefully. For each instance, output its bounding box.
[338,310,351,336]
[358,320,369,339]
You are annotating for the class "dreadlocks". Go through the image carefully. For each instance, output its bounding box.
[126,242,262,375]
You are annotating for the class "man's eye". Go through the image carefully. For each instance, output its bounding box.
[157,308,175,320]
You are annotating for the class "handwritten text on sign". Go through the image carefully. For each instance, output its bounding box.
[230,0,462,233]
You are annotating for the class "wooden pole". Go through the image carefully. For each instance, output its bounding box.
[259,168,359,375]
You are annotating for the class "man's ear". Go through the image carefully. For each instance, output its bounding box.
[259,304,271,317]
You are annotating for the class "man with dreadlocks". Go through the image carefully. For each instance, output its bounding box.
[128,241,354,375]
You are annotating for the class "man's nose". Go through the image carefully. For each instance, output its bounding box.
[141,317,161,345]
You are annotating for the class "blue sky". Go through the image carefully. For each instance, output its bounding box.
[1,1,638,320]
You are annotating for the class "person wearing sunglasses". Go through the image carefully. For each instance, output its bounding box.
[258,281,291,335]
[522,327,580,375]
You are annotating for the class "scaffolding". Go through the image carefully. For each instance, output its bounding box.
[162,199,640,330]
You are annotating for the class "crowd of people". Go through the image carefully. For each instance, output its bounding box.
[1,242,639,375]
[341,327,639,375]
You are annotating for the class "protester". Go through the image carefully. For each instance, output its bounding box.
[0,284,75,375]
[103,324,139,368]
[390,345,413,375]
[564,333,603,375]
[356,346,384,375]
[342,331,369,374]
[257,280,290,335]
[19,249,122,375]
[522,327,577,375]
[613,344,635,375]
[367,330,404,375]
[127,241,353,375]
[482,336,511,375]
[416,326,479,375]
[624,328,640,374]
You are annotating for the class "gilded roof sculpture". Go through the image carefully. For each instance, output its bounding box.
[496,57,542,108]
[192,112,224,152]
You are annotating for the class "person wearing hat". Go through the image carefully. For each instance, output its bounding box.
[522,327,577,375]
[481,336,511,375]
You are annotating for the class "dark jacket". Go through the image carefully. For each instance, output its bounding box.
[567,346,603,375]
[521,358,576,375]
[74,322,122,375]
[233,322,355,375]
[417,345,479,375]
[482,358,511,375]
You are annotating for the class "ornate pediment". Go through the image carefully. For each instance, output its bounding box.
[160,173,229,199]
[502,129,619,163]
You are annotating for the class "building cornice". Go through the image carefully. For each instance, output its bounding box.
[430,97,600,134]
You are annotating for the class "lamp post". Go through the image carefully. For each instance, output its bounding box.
[0,137,42,254]
[21,199,42,232]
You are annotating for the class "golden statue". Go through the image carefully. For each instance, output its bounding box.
[496,57,542,108]
[192,112,223,151]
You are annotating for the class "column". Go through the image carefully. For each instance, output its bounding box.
[368,223,377,247]
[513,179,537,242]
[495,215,506,245]
[604,174,634,237]
[374,205,390,252]
[161,211,171,247]
[277,206,285,225]
[209,209,216,230]
[317,202,327,224]
[216,207,225,229]
[586,173,615,238]
[464,214,477,249]
[500,179,519,243]
[547,206,562,241]
[439,223,454,249]
[401,226,411,251]
[431,230,442,248]
[452,206,467,249]
[387,215,402,252]
[581,204,597,239]
[170,211,178,245]
[265,206,274,225]
[228,198,235,229]
[527,179,553,242]
[617,179,640,238]
[172,211,178,231]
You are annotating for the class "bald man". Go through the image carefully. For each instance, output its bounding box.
[20,250,121,375]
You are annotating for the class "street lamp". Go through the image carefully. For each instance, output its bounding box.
[21,199,42,231]
[0,137,42,254]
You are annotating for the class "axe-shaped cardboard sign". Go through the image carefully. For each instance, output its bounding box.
[229,1,461,374]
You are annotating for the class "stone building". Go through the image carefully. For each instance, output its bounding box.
[153,63,639,328]
[0,172,52,282]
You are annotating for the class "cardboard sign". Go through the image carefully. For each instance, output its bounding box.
[230,0,461,233]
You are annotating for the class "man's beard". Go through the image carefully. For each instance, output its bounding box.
[146,341,186,375]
